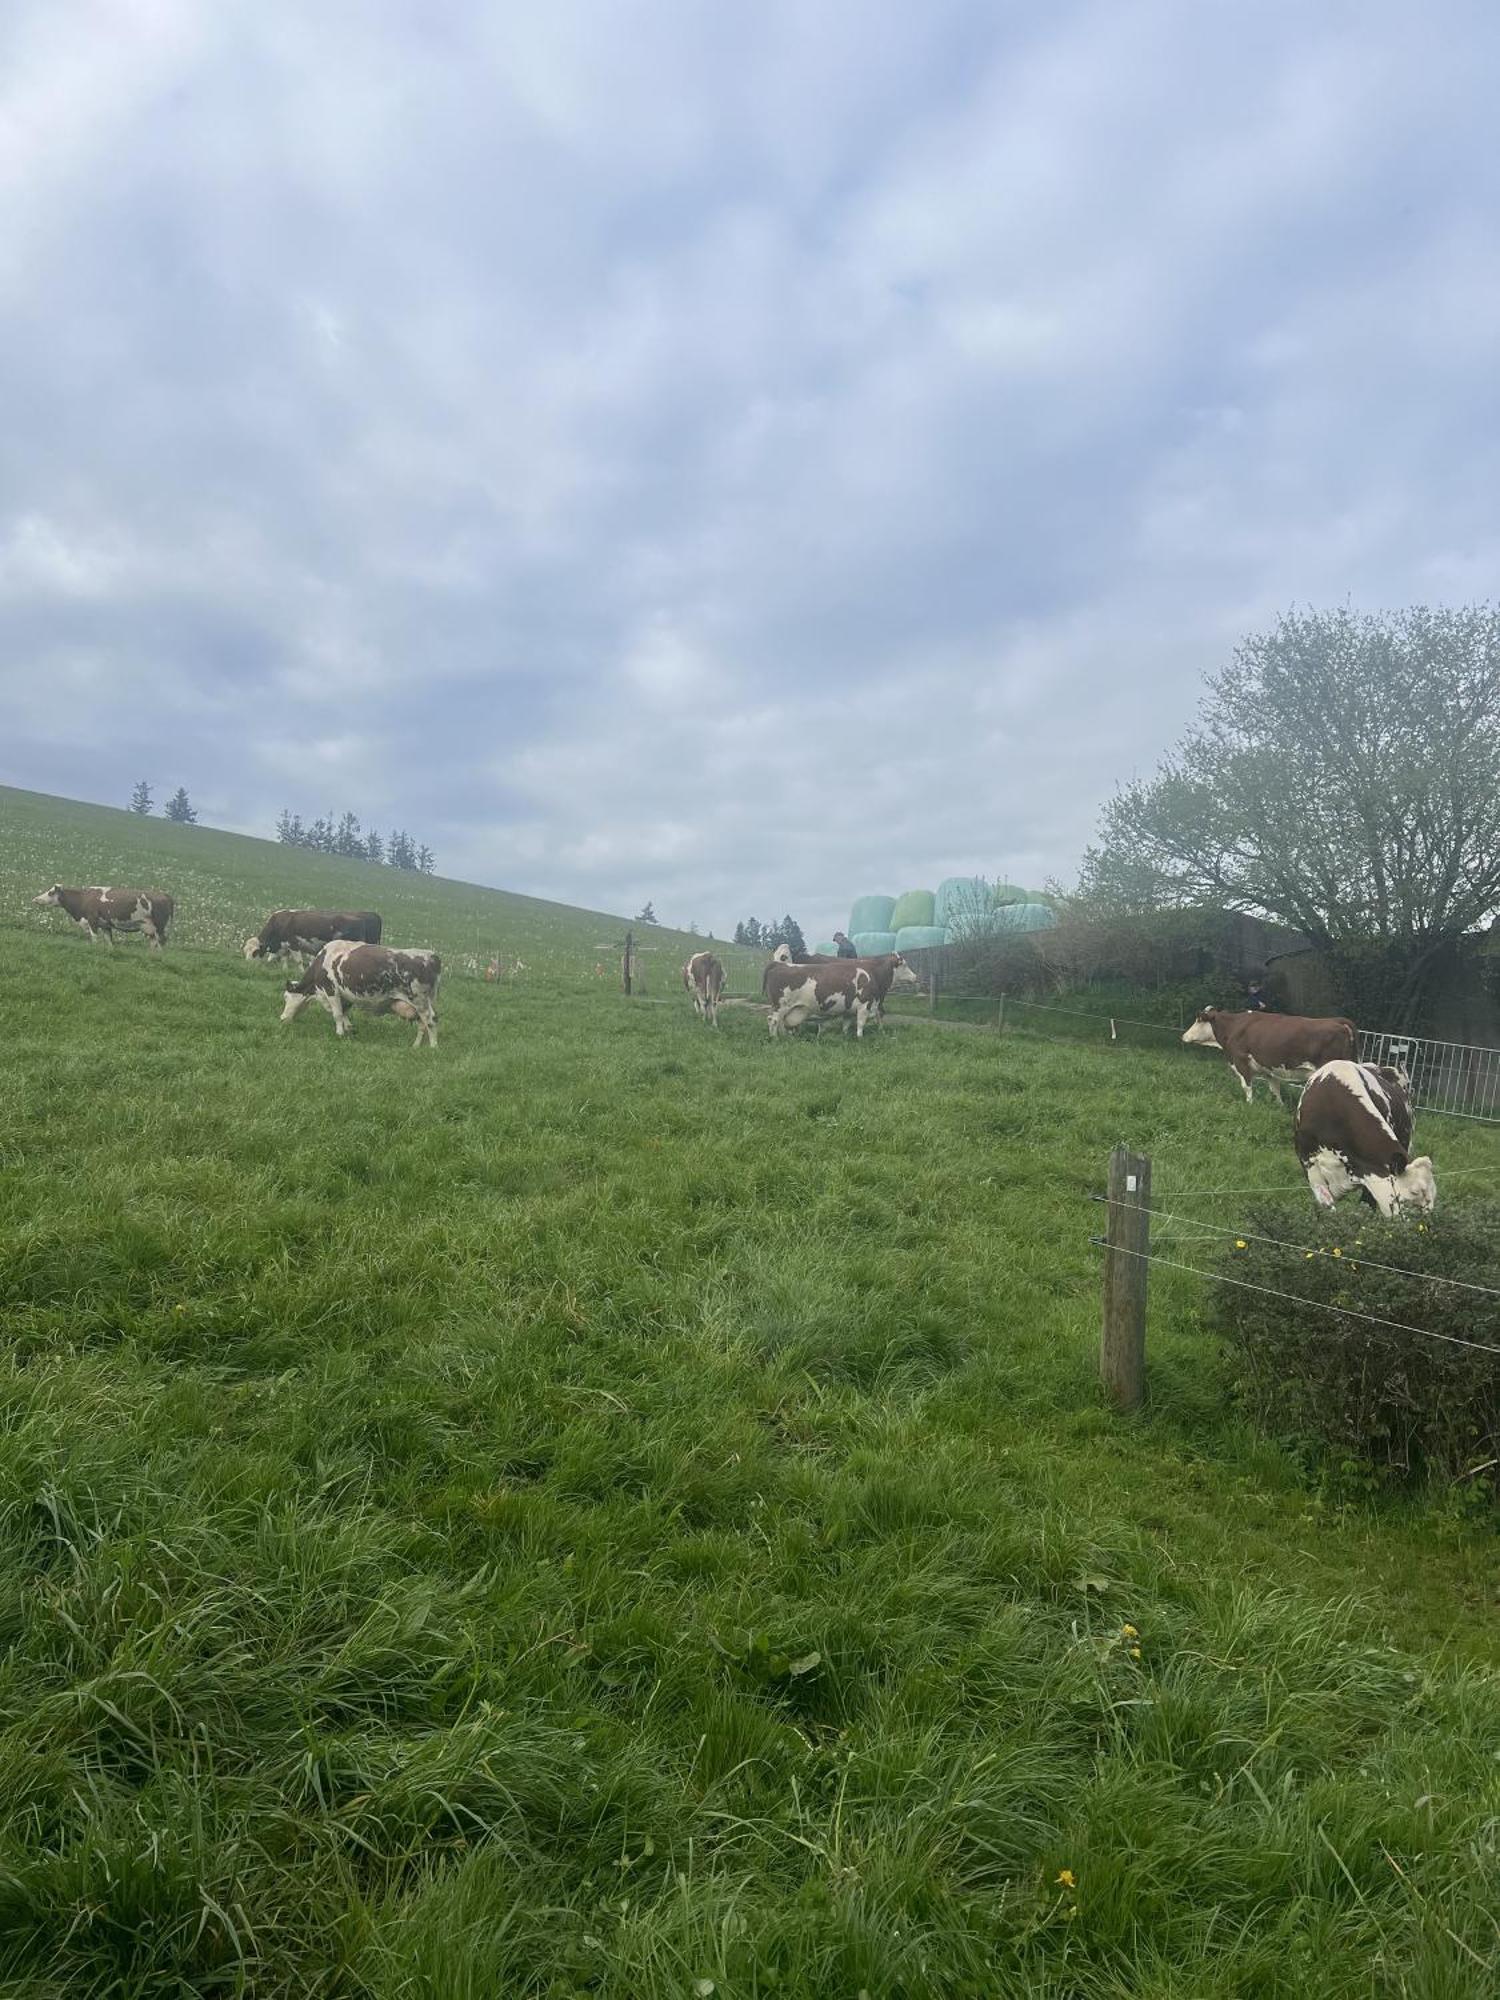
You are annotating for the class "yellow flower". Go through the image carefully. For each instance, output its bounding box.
[1129,1645,1142,1658]
[1234,1239,1247,1250]
[1055,1869,1076,1889]
[1304,1251,1316,1260]
[1120,1623,1138,1639]
[1331,1246,1342,1258]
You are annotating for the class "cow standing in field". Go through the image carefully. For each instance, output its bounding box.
[1294,1060,1435,1215]
[280,941,441,1048]
[683,950,726,1026]
[764,953,919,1039]
[1181,1006,1356,1105]
[32,884,174,949]
[244,908,382,961]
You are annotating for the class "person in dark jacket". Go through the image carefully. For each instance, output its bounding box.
[833,931,858,959]
[1246,981,1271,1012]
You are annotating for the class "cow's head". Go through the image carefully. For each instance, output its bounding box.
[243,936,265,960]
[1181,1007,1221,1048]
[889,954,920,994]
[1394,1156,1436,1214]
[280,974,314,1022]
[31,885,63,907]
[771,943,792,963]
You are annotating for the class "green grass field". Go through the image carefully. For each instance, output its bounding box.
[3,783,1499,1998]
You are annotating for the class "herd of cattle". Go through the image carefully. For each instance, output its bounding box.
[683,942,920,1038]
[33,886,443,1048]
[31,885,1441,1215]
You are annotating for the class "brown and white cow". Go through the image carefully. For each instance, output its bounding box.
[32,884,174,949]
[764,953,919,1039]
[1294,1060,1435,1216]
[683,950,725,1026]
[280,940,441,1048]
[244,908,382,961]
[1181,1006,1356,1104]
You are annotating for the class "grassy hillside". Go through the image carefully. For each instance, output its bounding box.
[2,785,1499,1997]
[0,783,757,988]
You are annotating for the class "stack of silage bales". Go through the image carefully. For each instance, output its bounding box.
[829,879,1057,955]
[888,887,945,953]
[849,893,897,956]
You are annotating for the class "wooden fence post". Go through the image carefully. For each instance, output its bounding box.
[622,930,634,996]
[1100,1144,1150,1411]
[929,963,940,1015]
[997,992,1006,1033]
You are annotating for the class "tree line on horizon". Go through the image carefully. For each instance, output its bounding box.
[733,915,806,956]
[275,809,435,873]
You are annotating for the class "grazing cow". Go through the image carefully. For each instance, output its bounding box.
[280,940,440,1048]
[244,908,382,961]
[1181,1006,1356,1104]
[32,884,173,949]
[1295,1060,1435,1216]
[683,950,726,1026]
[764,953,919,1039]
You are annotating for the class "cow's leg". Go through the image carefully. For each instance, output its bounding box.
[327,992,351,1037]
[1260,1065,1285,1106]
[418,999,437,1048]
[1230,1057,1255,1104]
[854,1001,869,1039]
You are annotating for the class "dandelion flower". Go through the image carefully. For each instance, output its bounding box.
[1129,1645,1142,1659]
[1121,1623,1138,1639]
[1055,1869,1076,1889]
[1331,1246,1342,1258]
[1234,1239,1247,1251]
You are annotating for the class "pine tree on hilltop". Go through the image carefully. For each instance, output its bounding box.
[129,780,153,816]
[417,845,435,875]
[733,921,746,945]
[164,788,197,824]
[334,811,364,858]
[388,830,416,870]
[635,901,658,925]
[364,829,384,865]
[780,914,806,959]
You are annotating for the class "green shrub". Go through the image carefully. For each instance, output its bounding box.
[1209,1198,1500,1496]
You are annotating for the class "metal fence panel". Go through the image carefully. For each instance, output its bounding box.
[1358,1029,1500,1123]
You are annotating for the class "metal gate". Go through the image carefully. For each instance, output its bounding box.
[1358,1029,1500,1123]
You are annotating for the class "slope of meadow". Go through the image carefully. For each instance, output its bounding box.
[2,785,1498,1998]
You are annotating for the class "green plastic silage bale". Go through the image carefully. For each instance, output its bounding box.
[889,889,936,930]
[848,895,896,936]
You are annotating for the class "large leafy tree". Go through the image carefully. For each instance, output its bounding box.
[1081,606,1500,1011]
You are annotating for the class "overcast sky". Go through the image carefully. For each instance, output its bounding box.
[3,1,1498,941]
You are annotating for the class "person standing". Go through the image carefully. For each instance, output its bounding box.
[833,931,857,959]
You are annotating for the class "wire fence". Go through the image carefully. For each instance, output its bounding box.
[1091,1181,1500,1363]
[711,957,1500,1126]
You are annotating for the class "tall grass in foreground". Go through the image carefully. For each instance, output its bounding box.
[1,786,1498,1996]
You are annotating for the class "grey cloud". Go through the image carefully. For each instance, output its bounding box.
[2,0,1499,943]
